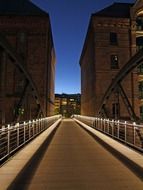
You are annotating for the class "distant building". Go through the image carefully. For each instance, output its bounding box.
[54,93,81,117]
[80,1,143,120]
[0,0,55,125]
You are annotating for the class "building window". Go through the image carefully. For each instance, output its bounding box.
[136,36,143,51]
[111,55,119,69]
[140,106,143,120]
[110,32,118,45]
[139,81,143,99]
[112,103,120,118]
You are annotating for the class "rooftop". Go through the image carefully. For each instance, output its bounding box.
[93,3,133,18]
[55,93,81,98]
[0,0,48,16]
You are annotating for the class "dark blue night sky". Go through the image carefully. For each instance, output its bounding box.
[32,0,135,94]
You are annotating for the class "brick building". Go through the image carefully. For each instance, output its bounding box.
[0,0,55,125]
[80,0,143,120]
[54,93,81,117]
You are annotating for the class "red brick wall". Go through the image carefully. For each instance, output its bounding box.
[80,16,139,120]
[0,16,55,124]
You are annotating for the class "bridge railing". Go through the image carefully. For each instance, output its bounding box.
[73,115,143,152]
[0,115,62,162]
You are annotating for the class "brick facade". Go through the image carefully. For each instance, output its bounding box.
[80,1,143,120]
[0,1,55,125]
[54,94,81,117]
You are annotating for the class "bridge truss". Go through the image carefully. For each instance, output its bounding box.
[0,33,45,125]
[98,49,143,122]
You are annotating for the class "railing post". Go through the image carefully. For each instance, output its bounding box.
[45,118,47,129]
[17,123,19,147]
[42,118,44,131]
[37,119,40,133]
[112,120,114,137]
[117,120,120,139]
[100,118,101,130]
[29,120,31,139]
[35,119,37,135]
[40,118,42,131]
[103,119,105,132]
[96,118,98,128]
[7,124,10,156]
[38,119,40,133]
[43,118,45,130]
[105,119,107,133]
[37,119,39,134]
[39,119,41,132]
[24,122,26,144]
[33,120,35,137]
[42,118,44,130]
[107,119,110,134]
[95,118,97,128]
[98,118,100,129]
[133,122,136,145]
[124,121,127,143]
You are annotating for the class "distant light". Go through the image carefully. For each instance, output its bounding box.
[70,99,74,101]
[137,10,143,16]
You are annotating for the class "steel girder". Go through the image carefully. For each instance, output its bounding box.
[0,33,45,118]
[13,80,29,121]
[118,83,138,121]
[98,49,143,121]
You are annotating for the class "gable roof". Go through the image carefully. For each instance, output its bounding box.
[0,0,48,16]
[93,3,134,18]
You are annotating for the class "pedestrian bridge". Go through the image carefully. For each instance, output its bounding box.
[0,116,143,190]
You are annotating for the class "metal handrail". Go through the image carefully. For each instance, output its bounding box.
[73,115,143,152]
[0,115,62,162]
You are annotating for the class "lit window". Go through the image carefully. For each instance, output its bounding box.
[62,101,67,105]
[110,55,119,69]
